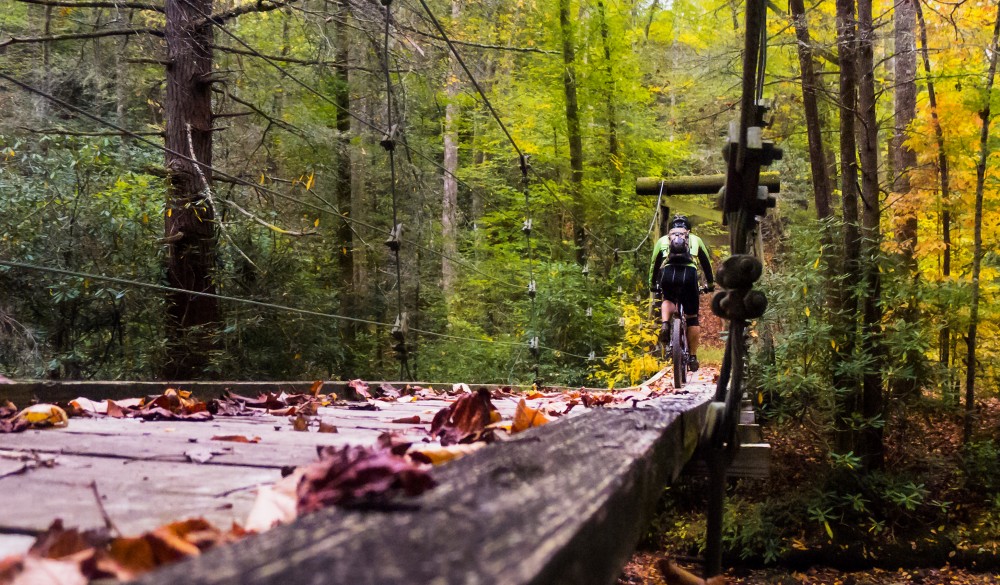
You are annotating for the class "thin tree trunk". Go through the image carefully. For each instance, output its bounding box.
[334,0,356,373]
[889,0,922,401]
[441,0,460,298]
[834,0,861,457]
[857,0,883,470]
[915,0,953,372]
[964,1,1000,444]
[892,0,918,266]
[558,0,586,264]
[163,0,218,379]
[789,0,833,219]
[598,1,619,165]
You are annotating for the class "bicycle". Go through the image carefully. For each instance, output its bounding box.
[656,285,710,389]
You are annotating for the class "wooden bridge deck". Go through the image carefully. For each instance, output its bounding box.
[0,371,720,584]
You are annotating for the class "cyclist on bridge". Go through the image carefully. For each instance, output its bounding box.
[649,215,715,372]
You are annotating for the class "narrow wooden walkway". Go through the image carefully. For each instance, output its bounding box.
[1,371,719,584]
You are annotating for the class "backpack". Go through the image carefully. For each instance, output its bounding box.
[665,228,692,265]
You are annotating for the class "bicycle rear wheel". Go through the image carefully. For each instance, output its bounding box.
[672,317,685,389]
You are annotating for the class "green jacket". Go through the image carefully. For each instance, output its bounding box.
[648,232,713,289]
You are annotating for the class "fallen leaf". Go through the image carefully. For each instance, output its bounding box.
[17,404,69,428]
[378,384,401,401]
[317,421,338,433]
[292,414,309,432]
[408,443,485,465]
[391,415,421,424]
[511,399,550,434]
[210,435,260,444]
[347,379,372,400]
[244,470,302,532]
[428,388,498,446]
[297,445,435,512]
[309,380,324,396]
[184,448,215,464]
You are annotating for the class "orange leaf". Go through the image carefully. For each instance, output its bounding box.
[309,380,324,396]
[211,435,260,443]
[511,398,550,434]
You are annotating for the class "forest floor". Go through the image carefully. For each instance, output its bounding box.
[619,552,1000,585]
[617,384,1000,585]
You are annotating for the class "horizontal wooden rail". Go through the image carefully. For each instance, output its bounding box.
[636,171,780,196]
[129,391,713,585]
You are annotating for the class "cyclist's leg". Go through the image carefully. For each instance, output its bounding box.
[658,267,681,340]
[676,266,701,365]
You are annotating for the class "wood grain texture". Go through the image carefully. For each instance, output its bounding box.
[136,391,712,585]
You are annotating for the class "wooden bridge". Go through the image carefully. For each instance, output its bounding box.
[0,369,767,584]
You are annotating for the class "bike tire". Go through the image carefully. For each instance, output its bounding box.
[672,317,684,389]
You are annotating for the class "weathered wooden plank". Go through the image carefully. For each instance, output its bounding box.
[0,454,276,535]
[136,390,713,585]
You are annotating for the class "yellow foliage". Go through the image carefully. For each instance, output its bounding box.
[591,296,662,389]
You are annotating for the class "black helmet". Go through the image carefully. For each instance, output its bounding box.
[670,215,691,230]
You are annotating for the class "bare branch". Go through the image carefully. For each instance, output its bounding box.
[14,0,162,12]
[199,0,298,26]
[19,126,164,137]
[0,27,161,48]
[211,44,378,71]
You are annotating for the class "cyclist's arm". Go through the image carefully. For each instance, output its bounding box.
[696,243,714,286]
[649,238,666,290]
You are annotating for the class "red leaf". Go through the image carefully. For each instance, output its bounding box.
[347,379,372,400]
[428,388,497,446]
[296,446,434,513]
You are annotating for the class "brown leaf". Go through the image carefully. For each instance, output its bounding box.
[297,446,434,513]
[408,443,485,465]
[511,399,551,434]
[292,414,310,432]
[211,435,261,443]
[428,388,497,446]
[581,392,615,408]
[391,415,421,424]
[317,421,338,434]
[347,379,372,400]
[106,400,126,419]
[309,380,324,396]
[378,383,401,401]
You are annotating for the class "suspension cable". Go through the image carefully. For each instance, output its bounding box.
[378,0,410,381]
[175,0,481,202]
[0,72,521,295]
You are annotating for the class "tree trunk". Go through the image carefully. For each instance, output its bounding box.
[889,0,923,401]
[834,0,861,457]
[964,2,1000,444]
[334,0,356,374]
[915,0,953,373]
[441,0,460,298]
[598,1,619,165]
[857,0,883,470]
[558,0,586,264]
[789,0,833,219]
[163,0,219,379]
[892,0,918,266]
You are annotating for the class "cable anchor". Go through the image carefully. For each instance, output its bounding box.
[522,218,532,235]
[527,279,536,299]
[384,222,403,251]
[380,124,398,152]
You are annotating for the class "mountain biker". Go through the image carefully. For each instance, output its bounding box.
[649,215,715,372]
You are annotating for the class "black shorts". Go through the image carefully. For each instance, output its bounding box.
[658,264,699,315]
